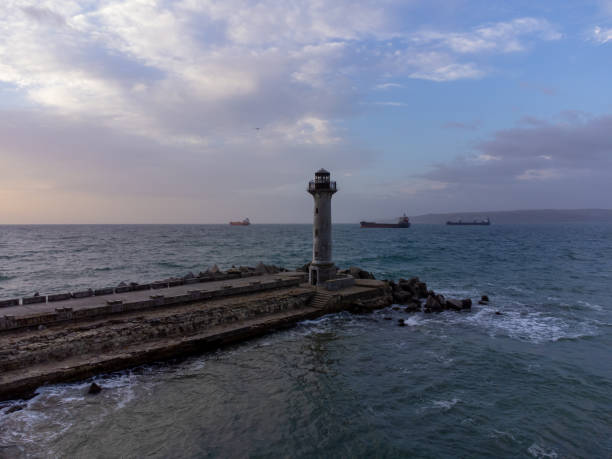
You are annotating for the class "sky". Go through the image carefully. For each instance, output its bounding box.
[1,0,612,223]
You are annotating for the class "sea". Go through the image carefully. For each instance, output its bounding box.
[0,224,611,458]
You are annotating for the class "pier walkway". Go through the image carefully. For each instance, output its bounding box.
[0,272,307,331]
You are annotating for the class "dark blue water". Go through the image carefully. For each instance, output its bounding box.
[1,224,611,458]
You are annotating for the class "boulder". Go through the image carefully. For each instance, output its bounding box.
[361,270,375,280]
[398,319,406,327]
[478,295,489,305]
[397,277,427,297]
[445,298,463,311]
[88,382,102,395]
[426,294,444,313]
[254,262,267,274]
[461,298,472,309]
[207,264,220,274]
[183,272,195,280]
[397,278,415,294]
[415,282,428,298]
[349,266,375,279]
[404,302,421,312]
[392,290,412,305]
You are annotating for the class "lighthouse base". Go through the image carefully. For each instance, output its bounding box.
[309,263,336,286]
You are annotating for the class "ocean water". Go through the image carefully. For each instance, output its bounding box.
[0,224,611,458]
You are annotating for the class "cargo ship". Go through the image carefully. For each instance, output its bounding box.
[360,214,410,228]
[446,217,490,226]
[229,218,250,226]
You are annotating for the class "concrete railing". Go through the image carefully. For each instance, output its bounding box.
[0,277,304,332]
[0,271,262,309]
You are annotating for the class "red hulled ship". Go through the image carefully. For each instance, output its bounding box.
[229,218,251,226]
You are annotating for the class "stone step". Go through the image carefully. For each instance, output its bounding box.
[311,291,333,308]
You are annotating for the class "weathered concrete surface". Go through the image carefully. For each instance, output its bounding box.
[0,276,392,402]
[0,272,306,331]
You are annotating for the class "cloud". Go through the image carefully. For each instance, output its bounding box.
[516,168,562,181]
[21,6,66,27]
[397,51,485,81]
[0,2,570,221]
[411,18,561,54]
[416,114,612,209]
[0,109,376,222]
[389,17,561,82]
[590,26,612,44]
[374,82,404,90]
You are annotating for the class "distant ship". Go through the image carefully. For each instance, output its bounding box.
[360,214,411,228]
[230,218,251,226]
[446,217,491,226]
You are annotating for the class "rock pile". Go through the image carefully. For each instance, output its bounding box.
[338,267,376,280]
[254,262,286,274]
[389,277,472,314]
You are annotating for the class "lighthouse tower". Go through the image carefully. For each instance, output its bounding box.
[307,169,337,286]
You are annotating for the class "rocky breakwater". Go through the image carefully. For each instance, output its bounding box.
[389,277,472,314]
[0,264,395,402]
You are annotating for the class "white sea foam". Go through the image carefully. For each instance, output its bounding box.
[527,443,559,458]
[402,316,423,327]
[432,398,460,410]
[577,300,603,311]
[442,303,600,344]
[0,369,160,455]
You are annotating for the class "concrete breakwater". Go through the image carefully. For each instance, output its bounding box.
[0,263,475,403]
[0,265,392,402]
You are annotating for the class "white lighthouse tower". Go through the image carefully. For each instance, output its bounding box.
[307,169,337,286]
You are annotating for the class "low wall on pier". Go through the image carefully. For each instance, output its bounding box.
[0,277,303,332]
[0,271,261,309]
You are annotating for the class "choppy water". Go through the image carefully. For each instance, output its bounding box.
[1,224,611,458]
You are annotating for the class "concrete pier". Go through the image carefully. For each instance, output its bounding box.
[0,270,392,401]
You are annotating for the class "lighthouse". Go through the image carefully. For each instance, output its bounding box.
[307,169,337,286]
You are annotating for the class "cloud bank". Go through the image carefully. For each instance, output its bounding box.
[0,1,577,222]
[414,114,612,211]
